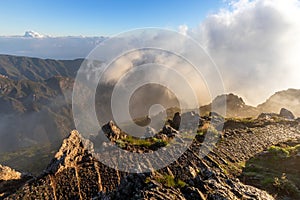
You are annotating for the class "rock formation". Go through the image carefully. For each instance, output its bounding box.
[279,108,295,120]
[3,115,300,199]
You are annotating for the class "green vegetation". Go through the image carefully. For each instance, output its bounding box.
[156,174,186,188]
[0,143,59,175]
[273,173,300,197]
[116,136,168,149]
[268,144,300,158]
[240,142,300,199]
[226,117,255,123]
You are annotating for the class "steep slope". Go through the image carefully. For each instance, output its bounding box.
[0,54,81,81]
[0,76,75,174]
[258,89,300,117]
[6,130,125,199]
[5,117,300,199]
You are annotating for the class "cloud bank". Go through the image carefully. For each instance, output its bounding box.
[189,0,300,105]
[0,32,106,60]
[1,0,300,106]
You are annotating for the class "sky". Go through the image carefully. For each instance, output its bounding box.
[0,0,299,106]
[0,0,225,36]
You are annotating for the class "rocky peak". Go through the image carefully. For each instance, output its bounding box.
[0,165,22,181]
[213,93,246,108]
[200,93,259,118]
[102,121,127,141]
[258,89,300,117]
[46,130,93,174]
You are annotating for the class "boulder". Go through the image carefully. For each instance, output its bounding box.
[279,108,295,120]
[102,121,126,141]
[162,125,179,137]
[170,112,181,130]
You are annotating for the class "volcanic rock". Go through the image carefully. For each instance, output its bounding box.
[279,108,295,120]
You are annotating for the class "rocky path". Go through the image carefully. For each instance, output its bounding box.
[3,119,300,199]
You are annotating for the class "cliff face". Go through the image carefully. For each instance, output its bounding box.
[4,117,300,200]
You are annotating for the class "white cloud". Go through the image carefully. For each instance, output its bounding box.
[0,32,106,59]
[178,24,189,35]
[189,0,300,105]
[1,1,300,106]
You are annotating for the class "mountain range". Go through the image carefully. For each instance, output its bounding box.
[0,54,299,169]
[0,54,300,199]
[0,31,106,59]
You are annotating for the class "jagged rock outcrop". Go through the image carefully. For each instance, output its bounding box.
[0,165,32,198]
[0,165,22,181]
[170,112,181,130]
[102,121,127,141]
[5,117,300,199]
[6,130,125,199]
[200,93,259,118]
[257,112,279,120]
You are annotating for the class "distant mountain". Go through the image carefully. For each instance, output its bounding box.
[0,54,82,81]
[0,32,106,59]
[258,89,300,117]
[0,76,74,155]
[23,31,47,38]
[200,93,259,118]
[0,54,299,175]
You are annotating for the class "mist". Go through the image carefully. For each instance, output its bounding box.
[189,0,300,106]
[0,0,299,107]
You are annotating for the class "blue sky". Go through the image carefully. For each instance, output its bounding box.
[0,0,225,36]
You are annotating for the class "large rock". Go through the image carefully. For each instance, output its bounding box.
[102,120,127,141]
[170,112,181,130]
[279,108,295,120]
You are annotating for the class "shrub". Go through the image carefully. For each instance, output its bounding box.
[268,146,289,158]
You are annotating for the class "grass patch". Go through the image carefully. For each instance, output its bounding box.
[156,174,186,188]
[0,143,58,175]
[116,136,168,150]
[241,142,300,199]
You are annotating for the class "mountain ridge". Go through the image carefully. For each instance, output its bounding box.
[2,115,300,199]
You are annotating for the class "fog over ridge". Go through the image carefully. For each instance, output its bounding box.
[0,0,299,105]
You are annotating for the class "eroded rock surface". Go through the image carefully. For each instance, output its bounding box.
[0,165,32,198]
[4,117,300,200]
